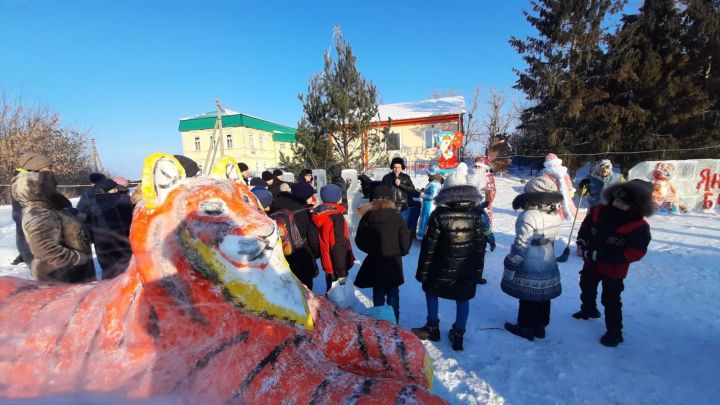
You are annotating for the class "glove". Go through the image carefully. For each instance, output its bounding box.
[583,250,598,262]
[504,254,524,270]
[337,277,348,285]
[489,242,496,252]
[576,239,586,256]
[579,178,590,191]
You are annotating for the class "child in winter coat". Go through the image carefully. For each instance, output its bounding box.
[416,166,443,240]
[412,170,495,351]
[573,179,655,347]
[354,185,411,323]
[311,184,355,292]
[578,159,626,207]
[501,176,563,341]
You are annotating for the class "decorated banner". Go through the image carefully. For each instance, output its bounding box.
[435,129,464,175]
[628,159,720,213]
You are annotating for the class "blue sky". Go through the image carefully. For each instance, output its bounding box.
[1,0,539,178]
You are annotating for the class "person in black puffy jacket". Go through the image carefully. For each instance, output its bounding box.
[411,181,490,351]
[77,178,135,279]
[354,185,411,323]
[269,181,320,289]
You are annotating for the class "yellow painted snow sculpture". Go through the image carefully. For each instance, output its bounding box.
[211,155,245,184]
[0,152,444,404]
[140,152,186,210]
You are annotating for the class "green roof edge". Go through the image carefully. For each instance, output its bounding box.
[179,113,296,142]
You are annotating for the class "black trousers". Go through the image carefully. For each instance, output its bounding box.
[579,267,625,333]
[517,300,551,328]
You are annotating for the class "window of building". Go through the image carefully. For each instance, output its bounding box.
[226,134,233,149]
[424,129,435,149]
[279,142,285,151]
[194,137,201,151]
[259,135,264,150]
[386,132,401,151]
[249,134,254,150]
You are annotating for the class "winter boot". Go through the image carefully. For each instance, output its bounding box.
[533,327,546,339]
[572,308,601,320]
[448,326,464,351]
[600,331,624,347]
[10,255,23,265]
[411,322,440,342]
[504,322,535,341]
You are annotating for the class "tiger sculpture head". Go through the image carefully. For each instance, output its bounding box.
[133,153,312,328]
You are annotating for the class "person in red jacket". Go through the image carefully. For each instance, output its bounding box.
[311,184,355,292]
[573,179,656,347]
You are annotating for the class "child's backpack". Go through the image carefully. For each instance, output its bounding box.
[269,209,306,256]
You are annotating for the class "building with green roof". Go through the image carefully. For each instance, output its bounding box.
[178,108,296,173]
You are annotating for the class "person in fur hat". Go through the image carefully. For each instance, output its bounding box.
[299,168,315,189]
[11,154,95,283]
[381,157,419,227]
[501,176,563,341]
[416,165,443,240]
[579,159,626,207]
[541,153,576,221]
[572,179,655,347]
[412,170,495,351]
[354,185,411,323]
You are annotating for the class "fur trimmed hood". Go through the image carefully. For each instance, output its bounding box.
[603,179,656,217]
[435,185,483,210]
[512,191,563,212]
[11,171,58,209]
[357,199,396,216]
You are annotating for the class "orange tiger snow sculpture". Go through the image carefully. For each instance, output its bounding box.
[0,153,444,404]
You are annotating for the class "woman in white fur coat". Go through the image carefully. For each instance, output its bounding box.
[541,153,576,221]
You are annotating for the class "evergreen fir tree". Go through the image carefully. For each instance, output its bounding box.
[594,0,718,169]
[510,0,625,168]
[679,0,720,157]
[281,26,379,173]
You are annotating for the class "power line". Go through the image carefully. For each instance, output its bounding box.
[499,143,720,159]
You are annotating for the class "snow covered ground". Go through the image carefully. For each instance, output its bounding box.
[1,174,719,404]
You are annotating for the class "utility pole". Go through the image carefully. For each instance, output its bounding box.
[91,138,104,173]
[203,99,226,175]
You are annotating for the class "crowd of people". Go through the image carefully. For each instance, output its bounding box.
[8,152,654,350]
